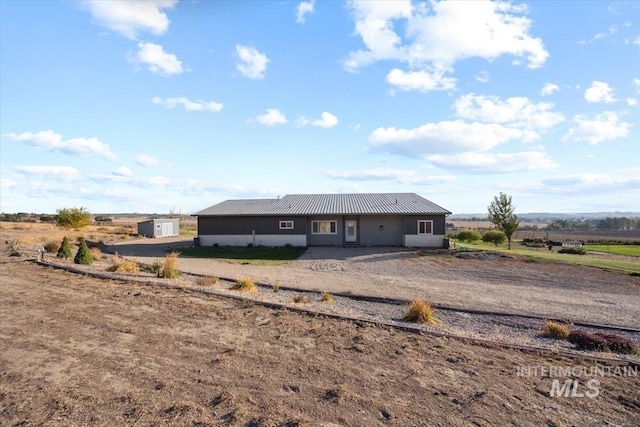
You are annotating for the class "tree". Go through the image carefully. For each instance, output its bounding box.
[482,230,507,247]
[488,193,520,249]
[56,207,91,229]
[57,236,72,259]
[455,229,482,243]
[74,238,93,265]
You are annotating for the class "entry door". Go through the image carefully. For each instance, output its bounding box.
[345,220,357,242]
[162,222,173,236]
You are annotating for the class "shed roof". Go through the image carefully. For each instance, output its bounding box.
[194,193,451,216]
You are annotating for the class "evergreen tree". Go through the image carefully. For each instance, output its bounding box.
[57,236,72,259]
[74,238,93,265]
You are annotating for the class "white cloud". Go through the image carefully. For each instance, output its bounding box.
[579,26,617,44]
[132,176,171,187]
[299,112,338,128]
[131,42,183,76]
[113,166,132,177]
[14,165,81,181]
[475,71,490,84]
[135,154,160,167]
[326,168,456,185]
[80,0,177,39]
[236,45,269,79]
[344,0,548,91]
[296,0,315,24]
[562,111,631,144]
[4,130,117,159]
[629,36,640,46]
[255,108,287,126]
[541,83,559,96]
[370,120,535,159]
[152,96,223,112]
[584,81,616,103]
[541,171,640,194]
[386,68,456,92]
[428,151,558,173]
[633,78,640,94]
[627,98,638,106]
[454,94,564,129]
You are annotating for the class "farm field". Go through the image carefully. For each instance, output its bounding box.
[1,223,640,425]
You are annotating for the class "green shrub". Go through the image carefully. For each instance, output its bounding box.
[482,230,507,246]
[455,229,482,243]
[74,238,93,265]
[558,247,586,255]
[56,207,91,229]
[57,236,72,259]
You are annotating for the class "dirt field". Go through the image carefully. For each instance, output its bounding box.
[1,230,640,426]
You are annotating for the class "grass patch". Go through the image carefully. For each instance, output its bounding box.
[320,292,334,302]
[230,277,257,293]
[178,246,306,265]
[107,254,140,274]
[403,298,440,325]
[583,245,640,257]
[539,320,570,340]
[90,247,105,260]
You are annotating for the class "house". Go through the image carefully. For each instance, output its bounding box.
[137,218,180,238]
[562,240,583,248]
[193,193,451,248]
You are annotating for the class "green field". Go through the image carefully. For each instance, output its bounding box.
[452,241,640,274]
[178,245,306,265]
[583,244,640,256]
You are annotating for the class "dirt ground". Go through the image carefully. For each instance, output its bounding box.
[1,237,640,425]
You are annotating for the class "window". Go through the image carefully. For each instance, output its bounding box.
[312,220,337,234]
[156,224,162,229]
[418,220,433,234]
[279,220,294,229]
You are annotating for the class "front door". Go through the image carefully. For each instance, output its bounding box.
[345,220,357,243]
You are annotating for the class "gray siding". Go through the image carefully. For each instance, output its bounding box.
[138,221,155,237]
[403,215,446,235]
[138,218,180,237]
[198,216,307,236]
[306,216,342,246]
[360,216,404,246]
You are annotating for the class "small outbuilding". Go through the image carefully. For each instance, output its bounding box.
[562,240,583,248]
[137,218,180,238]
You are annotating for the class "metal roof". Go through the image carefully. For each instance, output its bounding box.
[194,193,451,216]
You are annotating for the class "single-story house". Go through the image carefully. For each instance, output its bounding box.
[193,193,451,248]
[562,240,583,248]
[137,218,180,238]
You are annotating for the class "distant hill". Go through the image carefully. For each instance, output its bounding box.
[449,212,640,222]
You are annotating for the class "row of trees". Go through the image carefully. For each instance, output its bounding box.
[546,217,640,231]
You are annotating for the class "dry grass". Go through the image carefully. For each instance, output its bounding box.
[107,254,140,274]
[90,247,105,260]
[539,320,570,340]
[44,241,60,253]
[320,292,334,302]
[230,277,257,293]
[195,276,219,287]
[402,298,440,325]
[161,252,180,279]
[293,294,310,304]
[273,283,280,293]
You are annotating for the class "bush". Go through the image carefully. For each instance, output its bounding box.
[44,240,60,253]
[482,230,507,246]
[56,207,91,229]
[231,277,256,292]
[403,298,440,325]
[160,252,180,279]
[321,292,334,302]
[74,238,93,265]
[455,229,482,243]
[107,254,140,273]
[90,247,105,260]
[539,321,569,340]
[293,294,310,304]
[558,247,587,255]
[195,276,219,287]
[57,237,72,259]
[593,333,637,355]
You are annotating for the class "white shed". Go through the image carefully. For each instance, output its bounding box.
[137,218,180,238]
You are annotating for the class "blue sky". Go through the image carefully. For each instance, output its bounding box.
[1,0,639,215]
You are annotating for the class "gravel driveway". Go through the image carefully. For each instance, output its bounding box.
[109,238,640,329]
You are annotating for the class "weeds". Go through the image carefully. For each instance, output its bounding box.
[320,292,334,302]
[90,247,105,260]
[402,298,440,325]
[196,276,219,287]
[539,320,570,340]
[273,283,280,293]
[161,252,180,279]
[107,254,140,274]
[293,294,310,304]
[231,277,257,293]
[44,241,60,253]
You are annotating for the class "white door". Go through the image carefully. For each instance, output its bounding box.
[162,222,173,236]
[345,220,357,242]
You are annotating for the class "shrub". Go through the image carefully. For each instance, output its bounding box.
[567,330,608,351]
[321,292,334,302]
[455,229,482,243]
[558,247,587,255]
[273,283,280,293]
[231,277,256,292]
[539,321,569,340]
[196,276,219,287]
[57,237,72,259]
[90,247,104,260]
[56,207,91,229]
[482,230,507,247]
[160,252,180,279]
[293,294,310,304]
[403,298,440,325]
[593,333,637,355]
[107,255,140,274]
[74,238,93,265]
[44,240,60,253]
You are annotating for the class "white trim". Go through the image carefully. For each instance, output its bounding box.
[417,220,433,235]
[311,220,337,234]
[279,220,294,229]
[199,234,307,247]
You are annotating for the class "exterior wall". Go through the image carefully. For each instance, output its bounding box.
[199,234,307,247]
[403,215,447,248]
[359,216,404,246]
[404,234,446,248]
[198,216,307,236]
[138,221,155,237]
[306,216,343,246]
[138,219,179,237]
